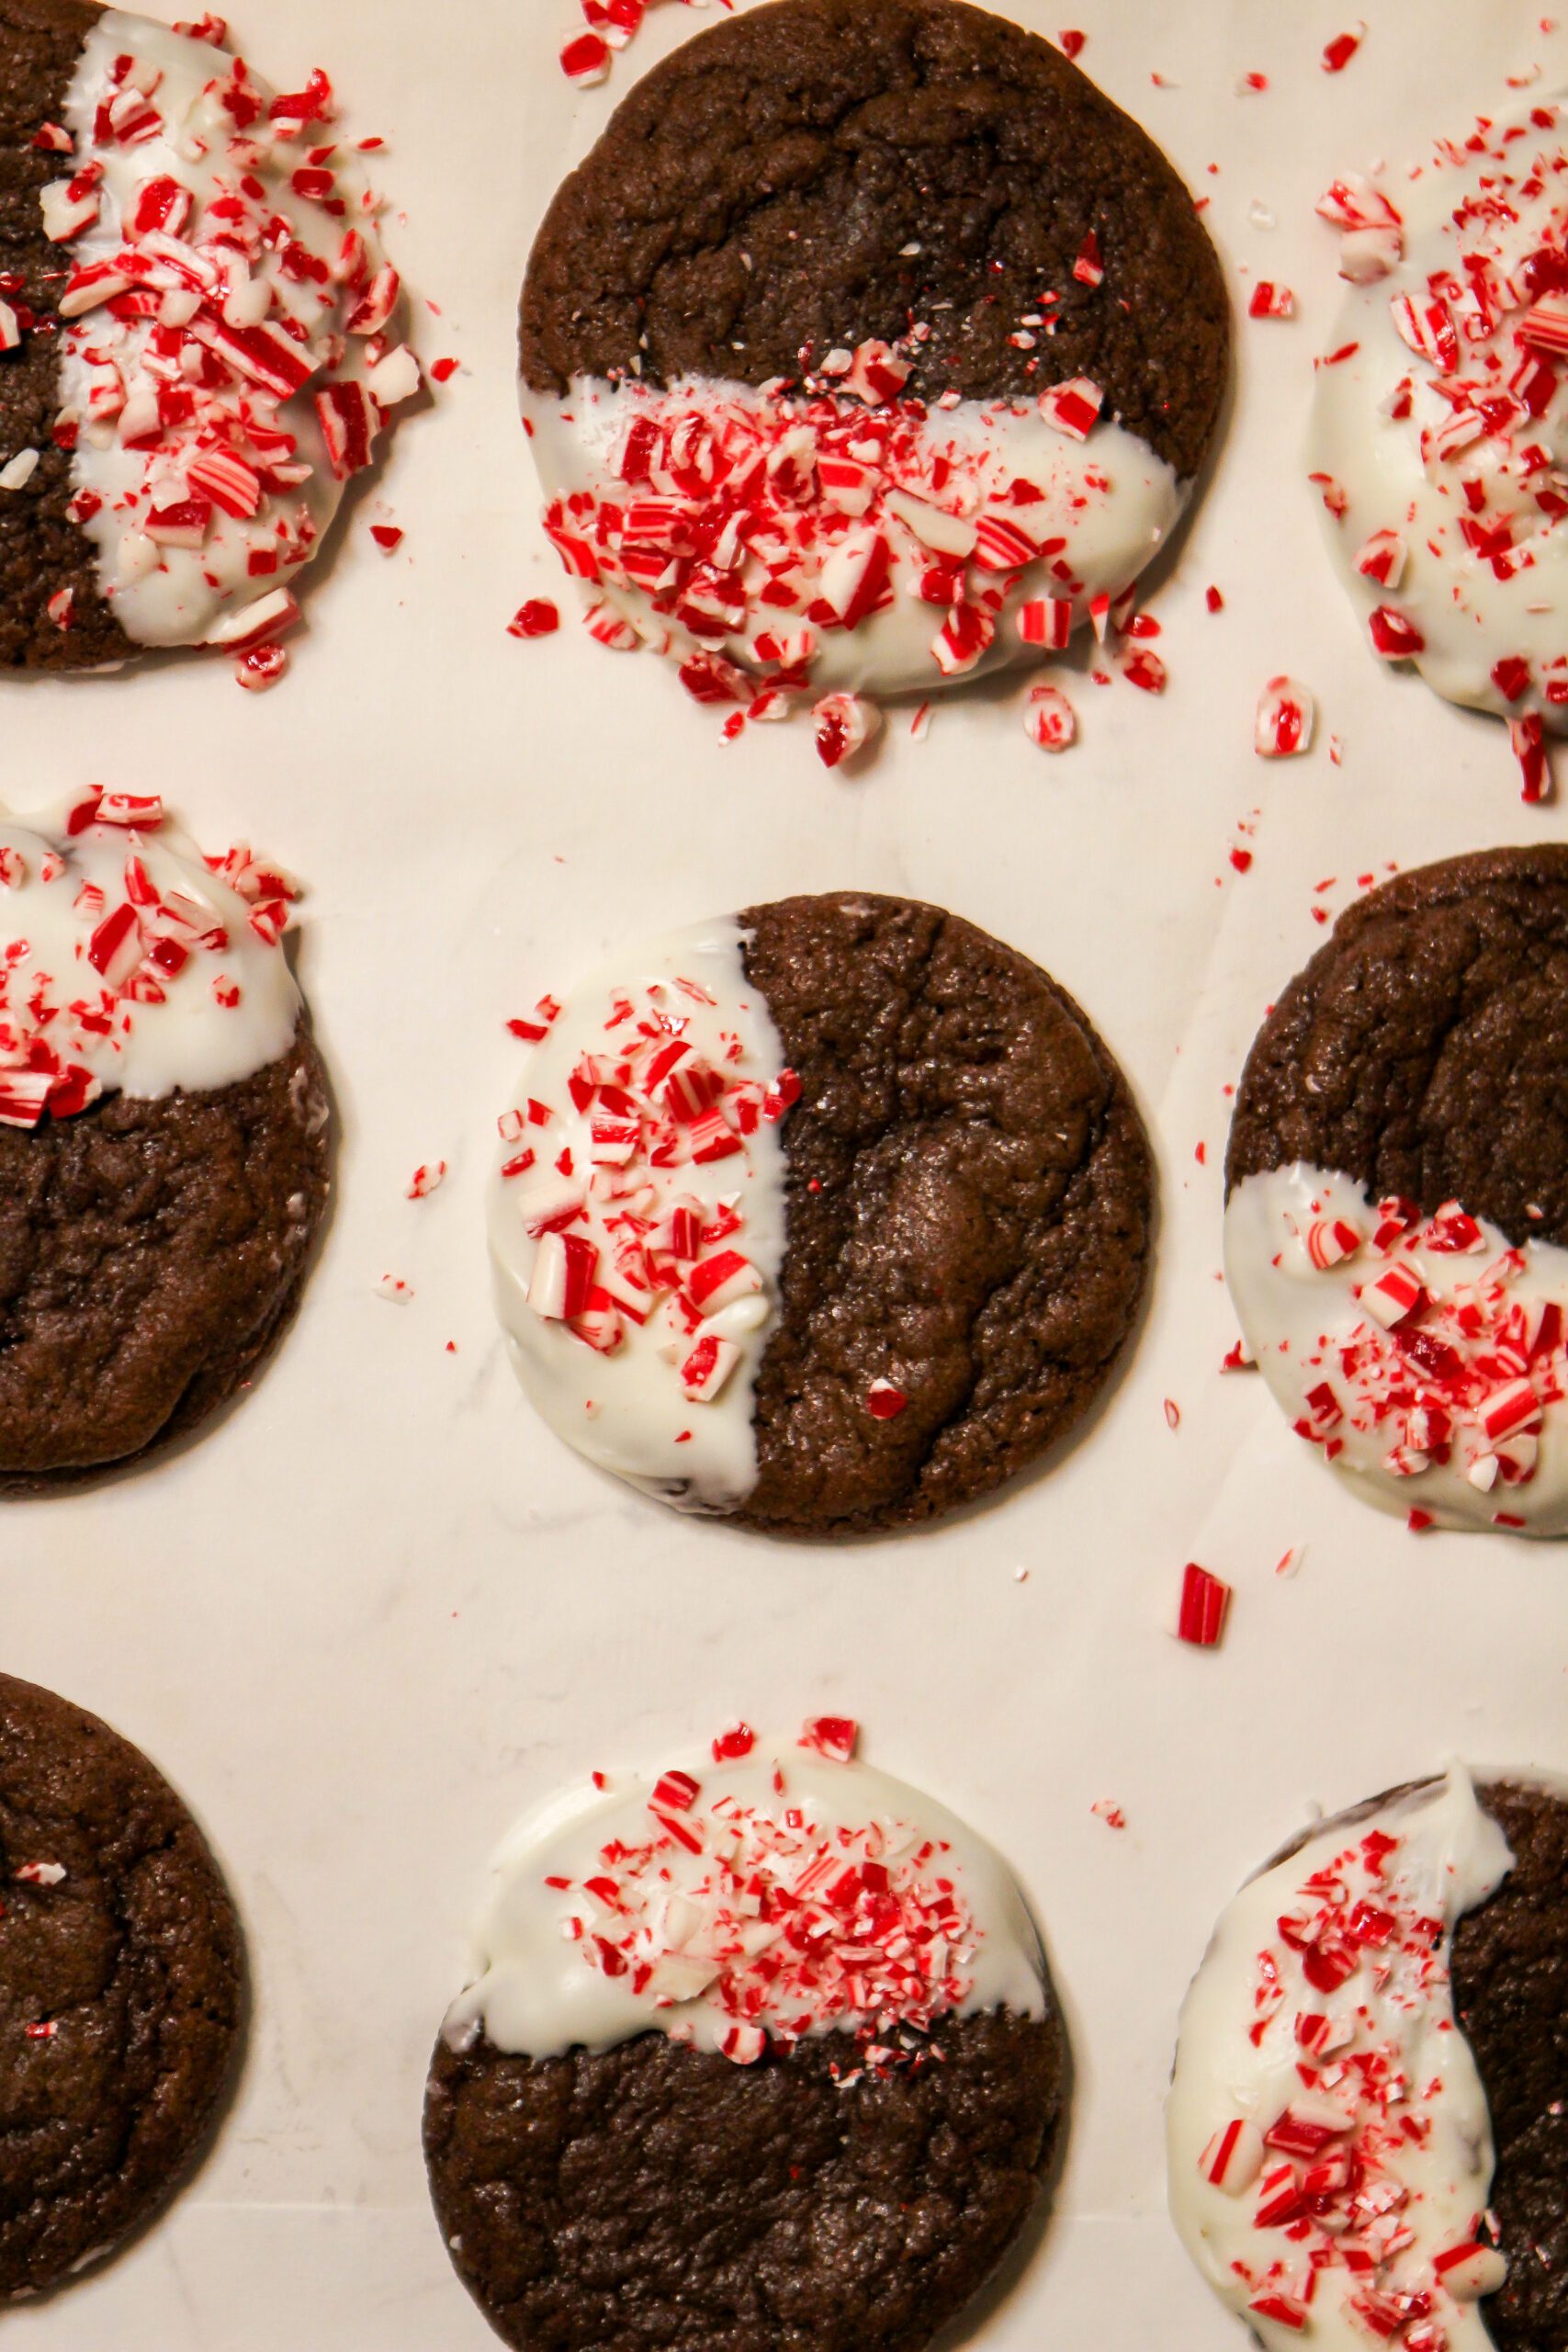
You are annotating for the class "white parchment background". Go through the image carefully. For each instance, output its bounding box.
[6,1,1567,2344]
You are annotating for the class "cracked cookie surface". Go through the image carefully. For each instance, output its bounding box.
[425,2003,1066,2352]
[0,1034,331,1489]
[0,1671,242,2297]
[1226,846,1568,1250]
[522,0,1229,481]
[739,891,1152,1534]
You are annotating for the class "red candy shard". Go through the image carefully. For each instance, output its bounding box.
[1176,1561,1231,1647]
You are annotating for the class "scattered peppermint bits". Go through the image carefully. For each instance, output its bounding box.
[1090,1799,1127,1831]
[1312,107,1568,793]
[1241,1178,1568,1526]
[0,792,298,1129]
[558,0,727,85]
[1322,23,1366,72]
[376,1273,414,1302]
[1247,281,1296,321]
[498,961,797,1396]
[1181,1792,1511,2349]
[866,1379,908,1420]
[407,1160,447,1200]
[1177,1562,1232,1648]
[1022,683,1077,750]
[541,1719,978,2068]
[533,348,1179,756]
[1255,676,1315,757]
[43,27,418,656]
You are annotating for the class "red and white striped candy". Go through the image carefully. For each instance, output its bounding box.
[1315,175,1403,233]
[1256,676,1314,757]
[1022,684,1077,750]
[1359,1261,1424,1329]
[680,1331,739,1401]
[1248,281,1296,321]
[1512,711,1551,804]
[1199,2118,1265,2194]
[1038,376,1102,439]
[528,1230,598,1321]
[687,1249,760,1314]
[812,692,878,769]
[1389,292,1458,370]
[1305,1216,1361,1269]
[1355,529,1406,588]
[1016,596,1074,650]
[799,1715,858,1761]
[1479,1377,1541,1444]
[1369,605,1425,660]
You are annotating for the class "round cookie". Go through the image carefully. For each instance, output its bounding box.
[0,787,329,1489]
[425,1719,1068,2352]
[488,890,1153,1534]
[1168,1770,1568,2352]
[520,0,1229,709]
[1309,103,1568,788]
[0,0,416,672]
[1224,847,1568,1534]
[0,1671,243,2297]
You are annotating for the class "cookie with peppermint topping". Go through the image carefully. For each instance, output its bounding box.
[425,1717,1068,2352]
[1226,846,1568,1535]
[0,0,417,675]
[520,0,1228,736]
[1168,1769,1568,2352]
[489,890,1152,1533]
[1310,103,1568,804]
[0,786,329,1488]
[0,1670,243,2299]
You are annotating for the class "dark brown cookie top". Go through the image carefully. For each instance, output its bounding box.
[1452,1778,1568,2352]
[738,891,1152,1535]
[0,1034,330,1489]
[0,1671,243,2298]
[426,2003,1066,2352]
[0,0,130,672]
[1226,847,1568,1253]
[522,0,1229,481]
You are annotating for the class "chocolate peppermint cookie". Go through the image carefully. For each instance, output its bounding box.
[1168,1769,1568,2352]
[488,890,1152,1534]
[1224,847,1568,1534]
[426,1717,1067,2352]
[520,0,1228,736]
[0,0,416,674]
[0,1671,243,2298]
[0,787,329,1489]
[1309,103,1568,799]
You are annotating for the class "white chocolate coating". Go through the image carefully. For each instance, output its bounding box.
[1168,1770,1513,2352]
[54,11,402,646]
[444,1734,1046,2064]
[526,373,1184,696]
[1309,105,1568,727]
[487,920,790,1511]
[1225,1163,1568,1534]
[0,793,299,1108]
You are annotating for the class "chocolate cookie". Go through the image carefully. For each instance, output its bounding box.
[1224,848,1568,1532]
[424,1723,1068,2352]
[488,891,1152,1535]
[0,1671,243,2298]
[523,0,1227,473]
[0,791,330,1491]
[519,0,1228,710]
[1168,1771,1568,2352]
[0,0,414,672]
